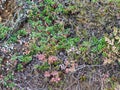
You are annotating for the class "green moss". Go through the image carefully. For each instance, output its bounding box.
[0,24,11,40]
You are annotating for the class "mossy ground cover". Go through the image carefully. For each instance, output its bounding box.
[0,0,120,90]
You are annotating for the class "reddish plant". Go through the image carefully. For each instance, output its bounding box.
[51,71,59,76]
[50,76,61,83]
[36,54,46,61]
[44,71,51,78]
[48,56,57,64]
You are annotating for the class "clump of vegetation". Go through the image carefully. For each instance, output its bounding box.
[0,24,11,40]
[0,0,120,90]
[103,27,120,65]
[28,0,80,55]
